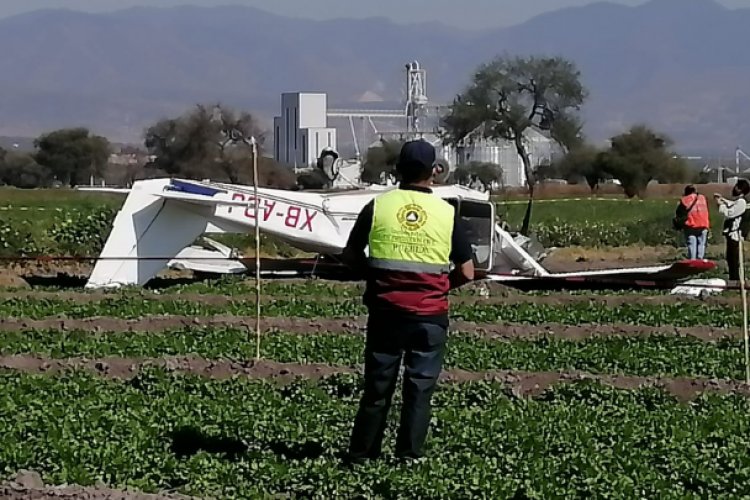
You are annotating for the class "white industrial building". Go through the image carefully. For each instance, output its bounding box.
[272,62,559,187]
[454,128,558,187]
[273,92,337,169]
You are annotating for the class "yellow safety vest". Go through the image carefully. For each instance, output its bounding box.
[368,189,455,274]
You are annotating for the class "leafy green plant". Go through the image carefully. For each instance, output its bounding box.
[2,372,750,498]
[0,297,740,328]
[0,219,41,256]
[158,278,364,298]
[47,208,117,256]
[2,328,748,380]
[533,217,678,248]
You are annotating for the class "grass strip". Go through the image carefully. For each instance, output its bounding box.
[0,328,747,380]
[0,297,741,328]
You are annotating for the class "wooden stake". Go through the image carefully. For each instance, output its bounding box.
[740,236,750,384]
[251,137,262,361]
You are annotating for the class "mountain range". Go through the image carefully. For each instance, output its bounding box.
[0,0,747,155]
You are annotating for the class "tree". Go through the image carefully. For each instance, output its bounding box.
[692,169,712,185]
[296,169,330,190]
[362,138,404,185]
[553,144,603,191]
[452,162,504,192]
[0,152,51,188]
[34,128,111,186]
[296,150,340,190]
[88,135,111,177]
[594,125,689,198]
[144,104,267,184]
[442,54,587,232]
[257,158,297,189]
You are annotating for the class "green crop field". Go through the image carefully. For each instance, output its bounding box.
[0,276,748,498]
[0,186,732,254]
[1,185,749,498]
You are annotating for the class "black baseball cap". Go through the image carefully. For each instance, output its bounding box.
[397,140,436,176]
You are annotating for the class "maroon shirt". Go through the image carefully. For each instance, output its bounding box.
[343,185,473,326]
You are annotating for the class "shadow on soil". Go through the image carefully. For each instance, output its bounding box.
[170,426,248,461]
[22,274,88,289]
[267,441,326,460]
[20,272,362,291]
[169,426,326,462]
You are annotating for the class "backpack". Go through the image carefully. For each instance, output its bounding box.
[672,195,699,231]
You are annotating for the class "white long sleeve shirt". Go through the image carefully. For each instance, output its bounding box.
[719,197,747,241]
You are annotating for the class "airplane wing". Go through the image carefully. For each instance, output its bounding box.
[485,259,717,290]
[83,177,720,293]
[224,258,717,290]
[78,180,253,207]
[75,186,252,208]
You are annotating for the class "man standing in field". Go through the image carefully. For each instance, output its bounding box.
[675,185,710,260]
[715,178,750,281]
[342,139,475,462]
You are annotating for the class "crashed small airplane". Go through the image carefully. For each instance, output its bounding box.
[80,173,718,296]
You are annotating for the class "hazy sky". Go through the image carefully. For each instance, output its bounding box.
[0,0,745,29]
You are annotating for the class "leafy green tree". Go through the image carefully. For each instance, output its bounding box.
[453,162,504,191]
[34,128,110,186]
[442,54,587,232]
[296,150,341,190]
[595,125,688,198]
[295,170,329,190]
[144,103,267,184]
[554,144,603,191]
[692,169,712,185]
[0,152,51,188]
[362,138,404,185]
[533,162,556,182]
[442,55,587,191]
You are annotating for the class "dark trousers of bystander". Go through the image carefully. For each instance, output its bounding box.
[727,237,741,281]
[348,315,447,461]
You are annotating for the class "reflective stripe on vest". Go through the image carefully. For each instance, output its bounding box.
[368,189,454,273]
[368,258,451,274]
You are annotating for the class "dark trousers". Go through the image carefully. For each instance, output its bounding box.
[348,317,447,460]
[727,237,741,281]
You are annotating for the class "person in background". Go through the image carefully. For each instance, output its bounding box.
[715,178,750,281]
[676,185,710,260]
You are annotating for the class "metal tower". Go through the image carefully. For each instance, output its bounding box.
[736,147,750,175]
[405,61,428,133]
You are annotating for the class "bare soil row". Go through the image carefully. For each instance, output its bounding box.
[1,354,748,401]
[0,470,193,500]
[0,315,736,342]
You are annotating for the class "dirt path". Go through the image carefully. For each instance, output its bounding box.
[0,315,738,342]
[540,245,681,273]
[0,289,741,308]
[1,354,748,401]
[0,470,194,500]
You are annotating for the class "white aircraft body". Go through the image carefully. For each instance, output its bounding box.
[81,178,717,294]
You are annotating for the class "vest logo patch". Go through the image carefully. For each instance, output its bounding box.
[397,203,428,231]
